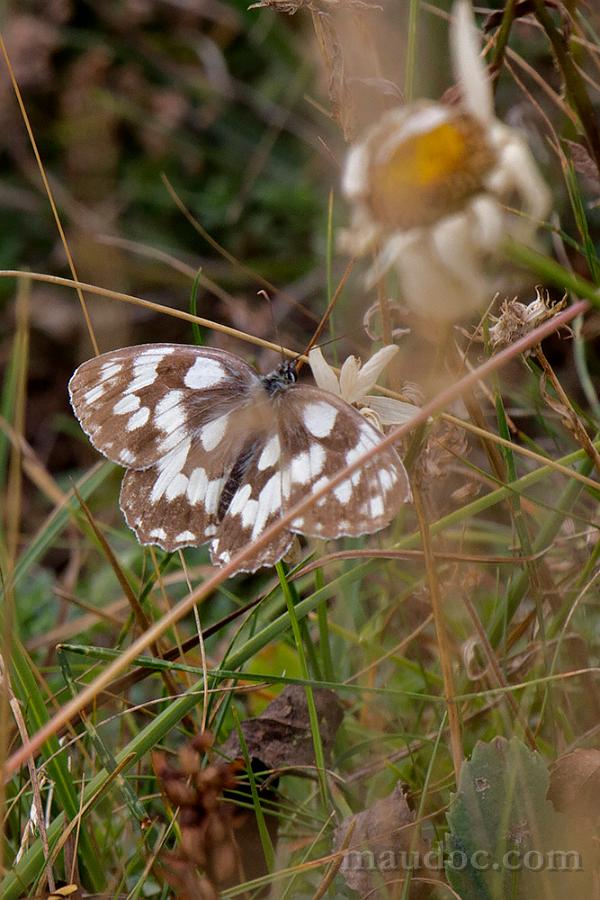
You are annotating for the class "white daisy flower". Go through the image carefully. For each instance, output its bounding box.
[308,345,419,430]
[340,0,551,322]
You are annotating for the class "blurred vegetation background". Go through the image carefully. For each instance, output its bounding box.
[3,2,600,894]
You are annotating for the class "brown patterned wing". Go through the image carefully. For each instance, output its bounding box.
[278,386,411,538]
[208,426,294,571]
[68,344,260,470]
[210,386,410,571]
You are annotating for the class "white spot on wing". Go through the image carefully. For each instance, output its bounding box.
[125,370,159,394]
[113,394,140,415]
[165,473,188,501]
[155,390,185,433]
[257,434,280,471]
[120,449,135,464]
[184,357,226,389]
[175,530,195,542]
[126,349,172,394]
[242,499,259,529]
[149,527,167,540]
[303,401,338,438]
[160,426,188,453]
[150,438,191,502]
[379,469,396,491]
[138,346,175,360]
[229,483,252,516]
[101,362,122,379]
[127,406,150,431]
[369,495,385,517]
[251,472,282,539]
[205,477,224,515]
[333,479,353,504]
[311,476,329,494]
[84,384,105,404]
[200,414,229,451]
[289,444,326,485]
[215,547,231,565]
[187,467,208,505]
[345,425,381,467]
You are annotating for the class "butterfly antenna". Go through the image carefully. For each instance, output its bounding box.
[297,256,355,373]
[258,289,286,364]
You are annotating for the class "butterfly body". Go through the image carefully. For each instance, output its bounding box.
[69,344,410,572]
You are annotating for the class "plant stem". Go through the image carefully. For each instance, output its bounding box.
[532,0,600,175]
[413,486,462,780]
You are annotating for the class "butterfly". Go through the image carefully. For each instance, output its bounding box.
[68,343,411,572]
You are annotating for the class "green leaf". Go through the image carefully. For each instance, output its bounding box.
[446,737,593,900]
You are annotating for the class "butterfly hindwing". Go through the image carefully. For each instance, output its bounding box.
[210,430,294,570]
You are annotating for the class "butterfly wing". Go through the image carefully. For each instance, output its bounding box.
[119,395,286,560]
[209,429,294,571]
[278,386,410,538]
[69,343,261,470]
[70,345,410,570]
[211,385,411,570]
[70,343,280,555]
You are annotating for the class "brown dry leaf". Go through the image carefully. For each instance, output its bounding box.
[333,782,435,897]
[564,139,600,194]
[46,886,80,900]
[548,748,600,820]
[538,372,598,468]
[222,685,344,771]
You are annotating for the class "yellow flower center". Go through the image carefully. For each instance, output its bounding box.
[368,110,495,230]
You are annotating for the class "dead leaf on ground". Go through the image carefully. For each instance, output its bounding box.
[333,782,436,897]
[548,748,600,820]
[222,685,344,772]
[564,139,600,197]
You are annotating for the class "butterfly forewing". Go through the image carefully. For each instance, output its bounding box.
[68,344,261,470]
[277,387,410,538]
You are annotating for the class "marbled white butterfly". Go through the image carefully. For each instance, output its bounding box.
[69,344,411,572]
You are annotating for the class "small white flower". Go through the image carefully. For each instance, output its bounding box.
[340,0,551,322]
[308,345,419,430]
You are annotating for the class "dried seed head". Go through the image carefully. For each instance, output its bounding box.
[489,288,567,350]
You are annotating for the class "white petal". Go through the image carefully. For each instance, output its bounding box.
[308,347,340,395]
[338,355,362,403]
[342,144,370,198]
[485,129,551,226]
[468,194,504,251]
[451,0,493,124]
[394,233,486,320]
[353,345,399,400]
[431,211,483,286]
[366,230,420,287]
[366,395,421,425]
